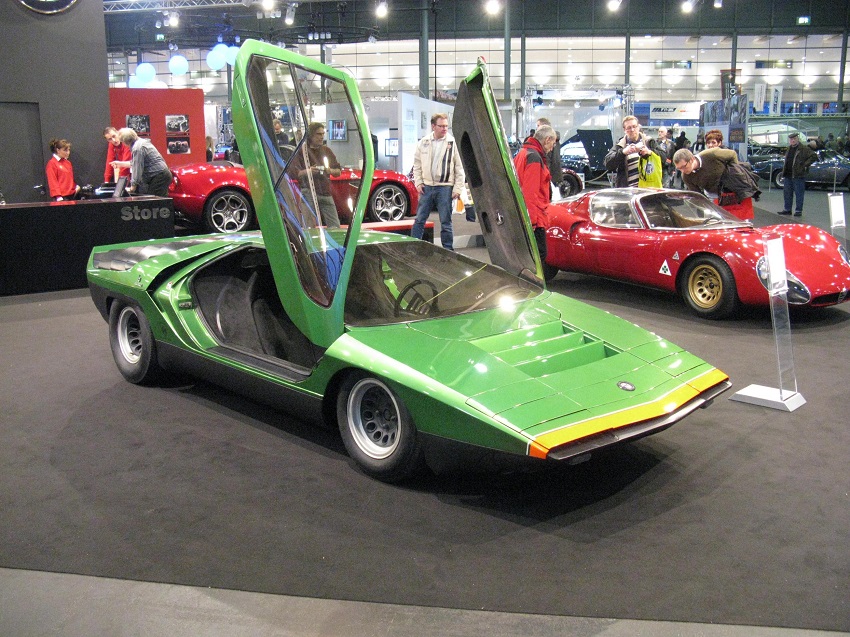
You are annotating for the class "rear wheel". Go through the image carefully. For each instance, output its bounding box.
[772,170,785,189]
[559,173,582,198]
[337,372,423,482]
[108,302,162,384]
[679,255,738,319]
[203,189,254,233]
[368,184,409,221]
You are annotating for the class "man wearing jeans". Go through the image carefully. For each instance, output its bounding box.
[778,132,816,217]
[411,113,465,250]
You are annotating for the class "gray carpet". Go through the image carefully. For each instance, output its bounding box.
[1,198,849,631]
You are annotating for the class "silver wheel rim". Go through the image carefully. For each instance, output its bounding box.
[347,378,400,459]
[117,306,142,364]
[210,193,250,232]
[371,185,407,221]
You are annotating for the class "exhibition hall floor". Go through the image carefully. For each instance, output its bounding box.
[1,188,849,636]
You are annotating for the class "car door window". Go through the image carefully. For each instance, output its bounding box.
[244,55,365,308]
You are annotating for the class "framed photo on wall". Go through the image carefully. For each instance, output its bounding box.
[328,119,347,141]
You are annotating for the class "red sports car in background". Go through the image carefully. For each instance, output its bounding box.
[544,188,850,319]
[169,160,419,233]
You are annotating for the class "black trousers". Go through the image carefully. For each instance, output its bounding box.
[139,169,173,198]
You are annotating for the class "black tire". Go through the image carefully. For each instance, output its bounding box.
[368,183,409,222]
[679,255,738,319]
[203,188,254,233]
[542,262,559,282]
[108,302,162,385]
[337,372,424,482]
[559,173,582,198]
[772,170,784,189]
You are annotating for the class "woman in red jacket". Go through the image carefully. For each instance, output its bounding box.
[513,125,556,261]
[45,138,80,201]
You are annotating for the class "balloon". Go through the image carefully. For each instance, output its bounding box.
[135,62,156,84]
[226,45,239,66]
[169,54,189,76]
[206,47,226,71]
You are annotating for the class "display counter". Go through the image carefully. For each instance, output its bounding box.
[0,196,175,295]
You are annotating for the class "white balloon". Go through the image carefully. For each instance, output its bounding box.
[206,48,226,71]
[128,75,144,88]
[169,54,189,76]
[135,62,156,84]
[226,45,239,66]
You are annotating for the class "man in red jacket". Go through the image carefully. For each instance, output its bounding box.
[513,124,556,261]
[103,126,132,183]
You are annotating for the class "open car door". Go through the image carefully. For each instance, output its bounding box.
[230,40,372,348]
[451,60,542,285]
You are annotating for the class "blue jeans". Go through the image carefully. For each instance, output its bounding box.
[783,176,806,213]
[411,184,454,250]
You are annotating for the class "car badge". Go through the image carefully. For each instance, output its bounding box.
[617,381,636,391]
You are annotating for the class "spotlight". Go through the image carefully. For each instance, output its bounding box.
[713,0,722,5]
[168,11,179,27]
[155,19,162,28]
[607,0,622,10]
[484,0,500,15]
[261,0,275,11]
[375,1,388,18]
[284,3,296,25]
[681,0,694,12]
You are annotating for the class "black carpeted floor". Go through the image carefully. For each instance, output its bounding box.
[1,247,849,632]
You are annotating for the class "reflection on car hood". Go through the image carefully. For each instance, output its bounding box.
[342,291,724,440]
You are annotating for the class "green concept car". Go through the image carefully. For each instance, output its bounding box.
[88,41,730,482]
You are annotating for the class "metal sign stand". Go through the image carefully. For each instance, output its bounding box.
[730,236,806,412]
[828,192,847,250]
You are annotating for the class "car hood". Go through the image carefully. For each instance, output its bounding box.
[576,128,615,169]
[340,292,726,451]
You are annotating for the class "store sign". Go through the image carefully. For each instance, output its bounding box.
[17,0,78,14]
[649,103,701,120]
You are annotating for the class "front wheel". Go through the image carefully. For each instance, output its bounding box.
[679,255,738,319]
[337,373,424,482]
[368,184,409,221]
[772,170,785,189]
[108,302,162,384]
[203,188,254,233]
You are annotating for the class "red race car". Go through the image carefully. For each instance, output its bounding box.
[544,188,850,319]
[169,160,418,233]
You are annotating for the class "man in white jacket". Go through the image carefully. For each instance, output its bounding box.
[411,113,466,250]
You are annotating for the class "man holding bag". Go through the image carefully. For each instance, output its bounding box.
[604,116,660,188]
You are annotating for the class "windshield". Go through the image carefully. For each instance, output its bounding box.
[636,191,749,229]
[344,240,544,326]
[245,54,366,307]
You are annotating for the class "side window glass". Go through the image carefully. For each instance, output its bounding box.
[245,55,365,307]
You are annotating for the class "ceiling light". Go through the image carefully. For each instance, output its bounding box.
[262,0,275,11]
[607,0,622,11]
[713,0,722,6]
[167,11,179,27]
[681,0,694,12]
[375,1,388,18]
[485,0,500,14]
[284,3,296,24]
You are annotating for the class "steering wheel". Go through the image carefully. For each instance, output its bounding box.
[394,279,440,317]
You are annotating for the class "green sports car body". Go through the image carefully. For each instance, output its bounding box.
[88,41,730,481]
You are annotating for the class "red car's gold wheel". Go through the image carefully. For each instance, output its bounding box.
[680,255,738,319]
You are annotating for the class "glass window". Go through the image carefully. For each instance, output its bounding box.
[245,54,365,307]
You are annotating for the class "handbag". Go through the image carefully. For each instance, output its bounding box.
[638,153,663,188]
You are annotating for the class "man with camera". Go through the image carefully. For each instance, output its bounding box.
[604,116,656,187]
